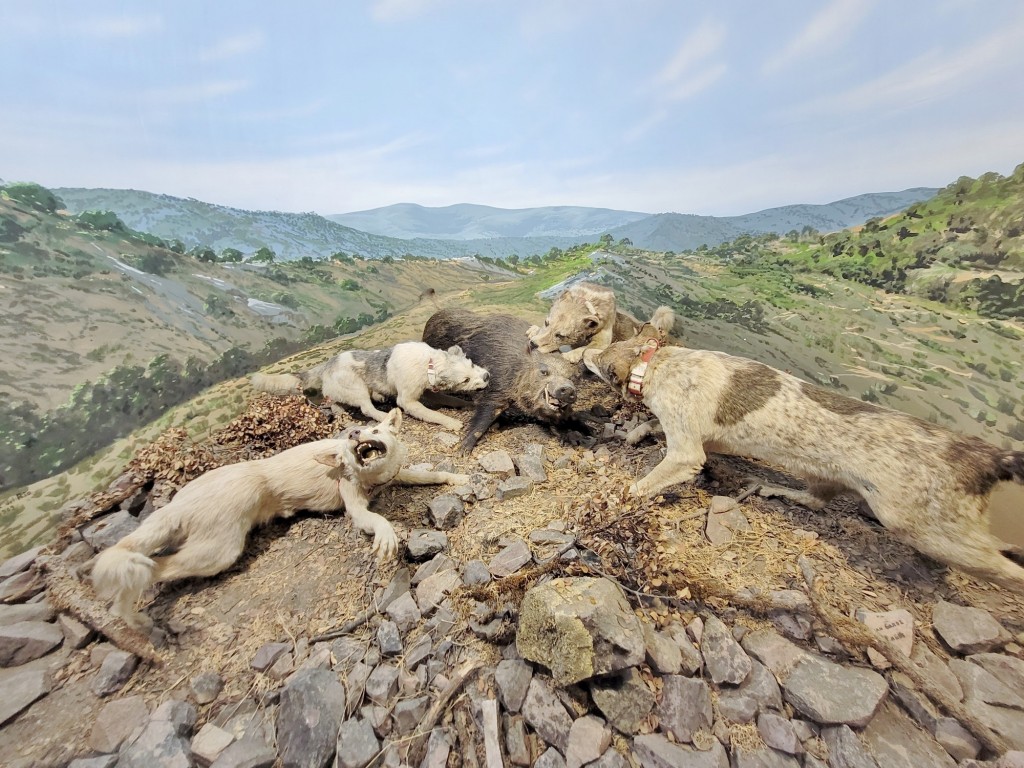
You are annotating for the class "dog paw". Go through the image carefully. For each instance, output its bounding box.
[445,473,471,485]
[629,482,643,497]
[371,520,400,560]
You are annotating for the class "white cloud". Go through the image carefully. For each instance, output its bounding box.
[198,30,265,62]
[654,19,726,91]
[141,80,251,105]
[762,0,874,75]
[76,14,163,39]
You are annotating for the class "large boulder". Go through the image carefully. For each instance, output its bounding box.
[517,577,645,686]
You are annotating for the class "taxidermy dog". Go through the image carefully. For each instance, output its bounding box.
[584,314,1024,593]
[91,409,468,628]
[251,341,490,431]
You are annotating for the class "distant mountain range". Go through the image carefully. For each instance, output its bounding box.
[54,186,938,260]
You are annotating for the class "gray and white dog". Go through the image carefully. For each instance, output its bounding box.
[584,311,1024,593]
[252,341,489,431]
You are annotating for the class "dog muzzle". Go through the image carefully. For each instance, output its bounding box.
[627,339,660,397]
[355,438,388,465]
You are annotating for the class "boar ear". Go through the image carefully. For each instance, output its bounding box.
[314,449,346,468]
[582,349,604,378]
[382,407,403,433]
[447,345,464,357]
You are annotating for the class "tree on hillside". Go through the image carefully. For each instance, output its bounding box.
[220,247,244,263]
[2,182,64,213]
[193,246,217,263]
[599,233,614,246]
[75,210,127,232]
[251,246,276,263]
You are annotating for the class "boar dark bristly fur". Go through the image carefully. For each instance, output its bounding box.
[423,308,587,453]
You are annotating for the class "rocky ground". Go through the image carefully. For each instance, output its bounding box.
[2,385,1024,768]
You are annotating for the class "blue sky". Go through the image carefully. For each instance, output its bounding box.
[2,0,1023,216]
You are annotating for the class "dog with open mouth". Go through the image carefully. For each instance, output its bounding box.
[583,312,1024,593]
[92,409,468,629]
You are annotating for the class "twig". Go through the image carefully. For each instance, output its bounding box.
[407,659,483,767]
[309,607,376,643]
[734,483,763,503]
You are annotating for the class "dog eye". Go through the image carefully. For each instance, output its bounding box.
[463,377,470,383]
[540,366,549,376]
[555,333,567,340]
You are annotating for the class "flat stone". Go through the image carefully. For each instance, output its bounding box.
[566,714,611,768]
[854,608,914,666]
[965,699,1024,750]
[861,701,957,768]
[191,723,236,766]
[384,591,421,633]
[505,714,531,766]
[757,712,802,754]
[517,577,645,686]
[191,670,225,705]
[344,663,371,718]
[588,748,629,768]
[336,717,380,768]
[276,668,346,768]
[427,494,465,530]
[412,553,456,586]
[415,569,462,615]
[590,667,655,734]
[58,613,95,649]
[67,758,119,768]
[950,658,1024,709]
[497,476,535,501]
[741,629,809,684]
[709,496,739,515]
[421,727,451,768]
[934,716,981,761]
[119,719,191,768]
[0,546,44,579]
[489,539,533,577]
[705,506,750,545]
[405,634,432,669]
[656,674,712,743]
[724,659,784,714]
[479,450,516,477]
[521,676,573,751]
[0,601,54,627]
[910,642,963,702]
[0,668,52,725]
[365,663,399,704]
[632,734,728,768]
[393,695,429,734]
[717,694,758,723]
[783,655,888,727]
[642,623,682,675]
[820,725,880,768]
[376,567,411,611]
[209,737,277,768]
[407,529,449,560]
[151,699,198,736]
[462,559,492,586]
[88,695,150,753]
[535,747,567,768]
[92,649,138,696]
[969,653,1024,694]
[0,620,64,666]
[701,614,752,685]
[83,510,141,550]
[932,600,1010,654]
[514,454,548,483]
[251,642,290,672]
[890,672,942,732]
[664,622,702,675]
[495,658,533,713]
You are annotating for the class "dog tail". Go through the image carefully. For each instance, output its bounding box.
[649,306,676,334]
[251,357,330,395]
[1000,451,1024,484]
[91,545,155,601]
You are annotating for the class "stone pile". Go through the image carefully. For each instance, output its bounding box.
[3,443,1024,768]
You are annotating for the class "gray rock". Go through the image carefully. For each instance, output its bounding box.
[412,553,456,586]
[384,591,421,633]
[705,505,750,545]
[642,623,682,675]
[521,676,573,751]
[479,450,516,477]
[756,712,802,754]
[92,649,138,696]
[517,577,645,686]
[934,716,981,761]
[496,658,533,713]
[393,695,429,734]
[717,694,757,723]
[709,496,739,514]
[890,672,941,732]
[590,667,655,734]
[462,559,492,586]
[861,701,957,768]
[191,722,236,765]
[950,658,1024,709]
[209,737,277,768]
[336,717,380,768]
[632,734,728,768]
[330,638,365,671]
[535,747,567,768]
[566,714,611,768]
[964,698,1024,750]
[505,714,532,766]
[656,674,712,743]
[420,727,451,768]
[969,653,1024,694]
[730,747,800,768]
[119,719,192,768]
[0,546,44,579]
[741,629,809,684]
[277,668,346,768]
[376,567,411,611]
[727,659,784,714]
[701,614,752,685]
[497,476,535,501]
[344,662,371,718]
[415,569,462,615]
[910,642,963,702]
[251,642,291,672]
[88,695,150,753]
[489,539,533,577]
[191,670,225,704]
[427,494,465,530]
[820,725,880,768]
[0,601,55,626]
[586,748,629,768]
[664,622,703,675]
[783,655,887,727]
[82,510,140,550]
[405,634,432,669]
[0,569,44,602]
[515,454,548,483]
[0,620,64,666]
[0,668,51,725]
[151,699,198,736]
[67,758,119,768]
[932,600,1010,654]
[407,529,449,561]
[57,613,95,649]
[365,663,399,704]
[376,620,402,656]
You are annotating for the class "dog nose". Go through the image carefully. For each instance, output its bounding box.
[528,339,539,350]
[349,428,361,437]
[554,383,576,403]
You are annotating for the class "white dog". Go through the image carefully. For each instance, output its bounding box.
[584,314,1024,593]
[251,341,490,431]
[91,409,467,628]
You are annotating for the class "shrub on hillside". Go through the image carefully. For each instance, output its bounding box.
[2,182,64,213]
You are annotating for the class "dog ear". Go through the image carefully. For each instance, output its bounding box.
[382,407,403,433]
[583,315,600,330]
[314,449,347,468]
[447,345,464,357]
